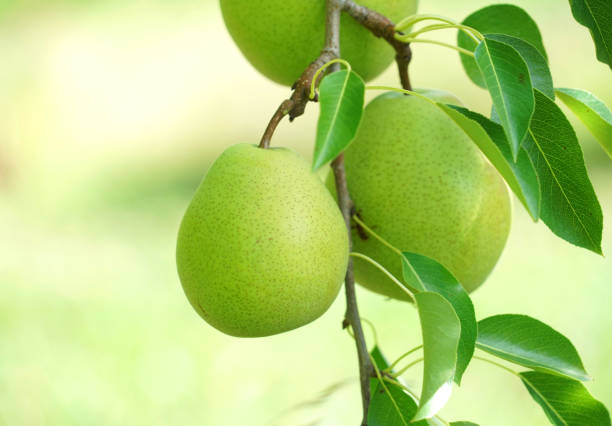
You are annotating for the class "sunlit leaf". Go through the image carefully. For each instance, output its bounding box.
[477,314,589,381]
[312,69,365,170]
[475,36,535,158]
[523,90,603,254]
[486,34,554,99]
[413,292,461,421]
[521,372,611,425]
[569,0,612,69]
[556,87,612,158]
[459,4,547,87]
[401,252,476,384]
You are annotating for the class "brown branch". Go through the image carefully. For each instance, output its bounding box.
[324,2,374,424]
[259,0,414,148]
[342,0,413,90]
[332,155,373,426]
[258,49,336,148]
[259,0,414,423]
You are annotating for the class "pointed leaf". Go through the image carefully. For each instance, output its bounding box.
[439,104,541,219]
[523,89,603,253]
[477,314,589,381]
[312,69,365,170]
[486,34,555,99]
[520,371,611,426]
[475,36,535,158]
[556,87,612,158]
[401,252,476,384]
[459,4,547,87]
[413,292,461,421]
[569,0,612,69]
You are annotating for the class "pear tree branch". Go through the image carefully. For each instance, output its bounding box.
[342,0,413,90]
[322,3,374,425]
[259,0,413,148]
[258,1,414,423]
[258,48,336,148]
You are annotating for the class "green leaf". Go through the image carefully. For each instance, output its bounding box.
[312,69,365,171]
[438,104,541,219]
[523,89,603,254]
[569,0,612,69]
[475,36,535,158]
[486,34,555,99]
[459,4,547,87]
[369,347,446,426]
[369,378,418,426]
[369,346,431,426]
[401,252,476,384]
[413,292,461,421]
[556,87,612,158]
[450,423,479,426]
[477,314,589,381]
[520,372,611,426]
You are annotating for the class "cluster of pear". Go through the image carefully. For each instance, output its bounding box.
[176,0,511,338]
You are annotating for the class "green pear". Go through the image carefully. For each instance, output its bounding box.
[177,144,348,337]
[220,0,419,86]
[331,92,511,300]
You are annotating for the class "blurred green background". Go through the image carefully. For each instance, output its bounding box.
[0,1,610,425]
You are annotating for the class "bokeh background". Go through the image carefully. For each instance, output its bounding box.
[1,1,610,425]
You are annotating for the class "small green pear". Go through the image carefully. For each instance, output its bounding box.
[177,144,348,337]
[220,0,419,86]
[330,92,511,300]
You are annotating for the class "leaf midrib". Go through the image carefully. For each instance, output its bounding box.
[521,375,569,426]
[480,39,516,145]
[475,341,585,379]
[320,71,351,159]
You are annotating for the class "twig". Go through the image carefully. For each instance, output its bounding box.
[258,49,336,148]
[258,1,413,423]
[332,155,373,425]
[342,0,413,90]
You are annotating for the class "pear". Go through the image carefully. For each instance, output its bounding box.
[331,92,511,300]
[220,0,419,86]
[177,144,349,337]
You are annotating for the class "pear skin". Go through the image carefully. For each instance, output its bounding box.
[177,144,348,337]
[330,92,511,299]
[220,0,418,85]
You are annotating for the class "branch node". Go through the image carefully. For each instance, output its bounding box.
[342,0,413,90]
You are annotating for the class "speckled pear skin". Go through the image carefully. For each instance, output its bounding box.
[177,144,349,337]
[330,92,511,300]
[219,0,419,86]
